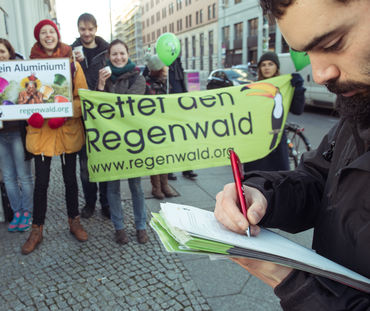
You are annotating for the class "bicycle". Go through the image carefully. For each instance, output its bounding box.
[285,122,312,169]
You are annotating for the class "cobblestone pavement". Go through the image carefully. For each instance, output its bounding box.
[0,158,211,311]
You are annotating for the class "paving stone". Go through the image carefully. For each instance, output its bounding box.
[0,158,211,311]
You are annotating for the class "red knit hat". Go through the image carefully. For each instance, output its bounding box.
[34,19,60,42]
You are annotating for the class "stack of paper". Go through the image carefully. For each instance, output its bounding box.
[150,202,370,293]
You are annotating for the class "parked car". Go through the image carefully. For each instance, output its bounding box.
[206,68,254,89]
[278,53,336,109]
[232,64,258,81]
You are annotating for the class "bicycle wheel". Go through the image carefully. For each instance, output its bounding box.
[286,126,311,169]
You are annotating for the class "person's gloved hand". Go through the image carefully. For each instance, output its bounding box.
[290,73,304,88]
[27,113,44,128]
[48,117,67,129]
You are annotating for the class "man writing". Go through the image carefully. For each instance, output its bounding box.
[215,0,370,309]
[71,13,110,219]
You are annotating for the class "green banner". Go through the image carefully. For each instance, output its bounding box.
[78,74,293,182]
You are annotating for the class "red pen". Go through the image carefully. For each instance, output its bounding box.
[229,150,251,237]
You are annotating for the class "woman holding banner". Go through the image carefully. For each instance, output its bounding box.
[21,20,89,255]
[96,39,148,245]
[0,38,34,232]
[243,51,306,172]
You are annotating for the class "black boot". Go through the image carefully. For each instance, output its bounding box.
[80,205,95,219]
[182,170,197,179]
[101,205,111,219]
[168,173,177,181]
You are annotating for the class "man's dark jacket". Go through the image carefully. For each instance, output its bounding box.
[245,118,370,310]
[71,36,108,90]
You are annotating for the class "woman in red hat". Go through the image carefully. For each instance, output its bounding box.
[21,19,89,255]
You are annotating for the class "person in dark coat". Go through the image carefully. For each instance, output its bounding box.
[71,13,110,219]
[145,54,177,200]
[214,0,370,309]
[243,51,305,173]
[168,57,198,180]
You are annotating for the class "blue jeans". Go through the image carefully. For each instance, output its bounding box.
[0,131,33,213]
[78,144,108,208]
[107,178,146,230]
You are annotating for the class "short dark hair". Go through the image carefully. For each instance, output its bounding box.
[260,0,352,19]
[107,39,129,55]
[77,13,97,27]
[0,38,16,59]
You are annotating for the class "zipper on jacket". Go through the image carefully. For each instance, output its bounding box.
[322,141,335,162]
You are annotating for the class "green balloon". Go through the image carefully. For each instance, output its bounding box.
[156,33,181,66]
[289,49,311,71]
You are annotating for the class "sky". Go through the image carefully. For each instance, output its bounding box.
[55,0,127,44]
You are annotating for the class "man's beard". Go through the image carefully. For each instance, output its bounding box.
[327,80,370,129]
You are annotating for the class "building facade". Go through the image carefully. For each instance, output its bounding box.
[115,4,144,65]
[116,0,290,73]
[0,0,56,58]
[141,0,219,72]
[219,0,289,67]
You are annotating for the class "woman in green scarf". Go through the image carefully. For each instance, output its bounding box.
[97,39,148,245]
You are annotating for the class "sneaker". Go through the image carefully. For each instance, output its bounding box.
[80,205,95,219]
[18,212,32,232]
[8,212,22,232]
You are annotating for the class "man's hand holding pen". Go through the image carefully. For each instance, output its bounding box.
[214,183,293,288]
[214,183,267,236]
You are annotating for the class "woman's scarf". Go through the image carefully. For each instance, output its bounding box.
[30,42,72,59]
[107,59,136,82]
[29,42,75,78]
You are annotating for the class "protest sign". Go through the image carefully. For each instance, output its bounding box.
[79,75,293,182]
[0,58,73,121]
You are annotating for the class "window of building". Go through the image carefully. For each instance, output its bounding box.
[222,26,230,43]
[235,0,241,3]
[176,0,182,10]
[152,31,155,41]
[248,18,258,36]
[199,9,203,23]
[156,11,160,22]
[143,36,146,44]
[196,11,199,24]
[199,33,204,70]
[151,0,154,8]
[185,37,189,68]
[192,35,196,69]
[208,5,211,20]
[189,14,192,27]
[234,22,243,41]
[147,34,150,42]
[163,25,167,33]
[169,3,174,14]
[208,30,214,71]
[151,15,155,24]
[146,3,149,11]
[162,7,167,18]
[142,21,145,30]
[212,3,216,18]
[169,22,174,32]
[186,16,188,28]
[157,29,161,37]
